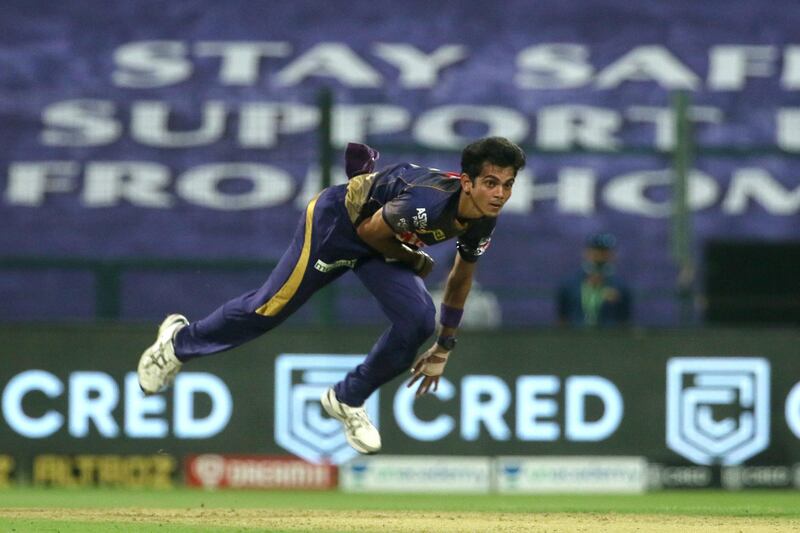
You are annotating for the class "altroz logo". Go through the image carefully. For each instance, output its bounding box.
[274,354,379,465]
[666,357,770,465]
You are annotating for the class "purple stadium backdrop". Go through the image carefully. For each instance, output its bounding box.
[1,0,798,325]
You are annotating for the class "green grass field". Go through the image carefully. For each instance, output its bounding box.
[1,488,800,532]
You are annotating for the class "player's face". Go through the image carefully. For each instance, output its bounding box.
[462,163,516,217]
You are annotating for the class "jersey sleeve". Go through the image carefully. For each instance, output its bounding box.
[381,186,443,234]
[456,218,496,262]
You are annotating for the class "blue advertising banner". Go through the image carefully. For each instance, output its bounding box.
[1,1,799,325]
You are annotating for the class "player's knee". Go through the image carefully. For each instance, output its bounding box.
[388,300,435,354]
[406,301,436,345]
[420,303,436,340]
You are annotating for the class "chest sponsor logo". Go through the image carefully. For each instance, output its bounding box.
[412,208,428,230]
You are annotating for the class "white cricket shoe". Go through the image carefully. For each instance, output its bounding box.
[137,314,189,395]
[321,387,381,454]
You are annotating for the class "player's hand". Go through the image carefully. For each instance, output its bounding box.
[407,344,450,397]
[411,250,435,278]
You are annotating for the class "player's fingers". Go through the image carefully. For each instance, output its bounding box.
[417,377,433,397]
[408,367,427,387]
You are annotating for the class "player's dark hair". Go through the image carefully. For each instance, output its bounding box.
[461,137,526,181]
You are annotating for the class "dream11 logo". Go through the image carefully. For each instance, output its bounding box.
[274,354,379,465]
[666,357,770,465]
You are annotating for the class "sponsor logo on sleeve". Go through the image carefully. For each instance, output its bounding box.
[459,236,492,257]
[475,237,491,255]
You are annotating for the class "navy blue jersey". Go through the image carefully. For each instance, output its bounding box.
[344,163,495,262]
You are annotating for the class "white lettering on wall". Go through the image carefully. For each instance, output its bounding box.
[0,371,232,439]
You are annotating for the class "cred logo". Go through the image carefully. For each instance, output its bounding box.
[666,357,770,465]
[1,370,231,440]
[274,354,379,465]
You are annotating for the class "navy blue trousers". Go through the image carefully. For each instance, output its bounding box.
[173,185,436,406]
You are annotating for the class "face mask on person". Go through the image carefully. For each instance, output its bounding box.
[583,260,614,277]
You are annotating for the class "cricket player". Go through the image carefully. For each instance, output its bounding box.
[138,136,526,454]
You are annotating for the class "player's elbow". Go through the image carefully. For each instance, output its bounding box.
[356,220,374,244]
[357,224,385,252]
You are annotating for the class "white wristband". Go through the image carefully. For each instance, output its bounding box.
[422,351,449,376]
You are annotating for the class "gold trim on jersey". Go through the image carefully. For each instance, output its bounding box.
[255,196,319,316]
[344,172,377,223]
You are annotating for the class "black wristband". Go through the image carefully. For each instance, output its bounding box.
[436,335,457,351]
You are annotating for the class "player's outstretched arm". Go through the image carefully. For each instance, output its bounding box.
[408,255,476,396]
[440,254,476,316]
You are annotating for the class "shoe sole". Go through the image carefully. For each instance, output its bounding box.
[321,388,380,454]
[137,344,160,395]
[138,314,188,395]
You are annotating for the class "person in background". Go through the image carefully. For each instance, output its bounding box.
[557,233,631,327]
